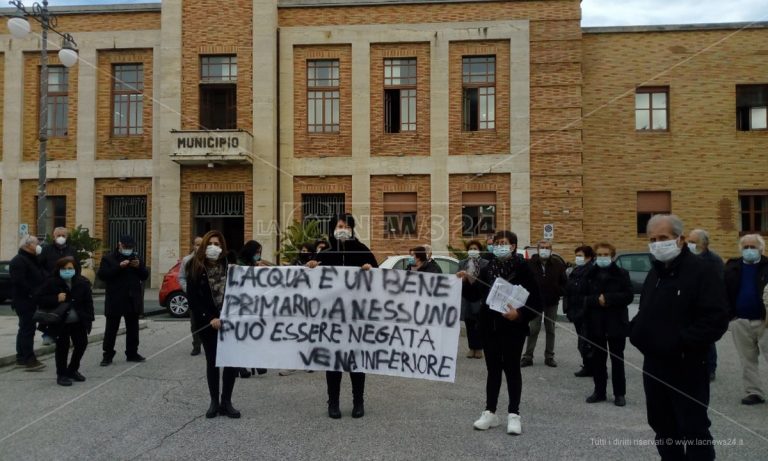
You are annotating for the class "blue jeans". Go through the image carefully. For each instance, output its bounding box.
[14,303,37,363]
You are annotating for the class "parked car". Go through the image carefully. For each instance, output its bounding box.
[0,260,11,304]
[379,255,460,274]
[159,260,189,318]
[615,252,653,294]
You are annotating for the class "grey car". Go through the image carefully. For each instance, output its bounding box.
[615,252,653,294]
[0,260,11,304]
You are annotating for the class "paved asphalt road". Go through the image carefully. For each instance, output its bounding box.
[0,313,766,460]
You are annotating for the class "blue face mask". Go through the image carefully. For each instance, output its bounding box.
[487,244,495,253]
[253,254,261,262]
[120,249,134,257]
[60,268,76,280]
[407,256,416,266]
[595,256,612,268]
[493,245,512,259]
[742,248,761,263]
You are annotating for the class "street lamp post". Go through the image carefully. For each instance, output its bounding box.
[7,0,78,239]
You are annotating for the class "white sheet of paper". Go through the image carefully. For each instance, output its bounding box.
[485,278,530,314]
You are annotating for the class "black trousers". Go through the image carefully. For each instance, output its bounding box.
[590,335,626,397]
[190,314,201,349]
[14,303,37,363]
[465,317,483,350]
[54,322,88,376]
[102,313,140,359]
[706,343,717,375]
[643,357,714,461]
[326,371,365,404]
[200,326,237,403]
[483,331,526,414]
[574,319,592,368]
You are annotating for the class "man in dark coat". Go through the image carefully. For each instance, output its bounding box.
[564,245,595,377]
[630,214,729,461]
[522,239,567,367]
[10,235,46,370]
[97,235,149,366]
[39,227,80,276]
[723,234,768,406]
[688,228,725,382]
[410,246,442,274]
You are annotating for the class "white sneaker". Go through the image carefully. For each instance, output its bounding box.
[507,413,522,435]
[473,410,501,430]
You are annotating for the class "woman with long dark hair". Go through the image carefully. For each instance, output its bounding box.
[307,213,378,419]
[185,230,240,419]
[34,256,94,386]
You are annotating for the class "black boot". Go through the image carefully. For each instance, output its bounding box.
[206,400,219,419]
[328,401,341,419]
[219,400,241,419]
[586,392,607,403]
[352,401,365,418]
[238,368,252,379]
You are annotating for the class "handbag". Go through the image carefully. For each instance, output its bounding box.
[33,302,71,325]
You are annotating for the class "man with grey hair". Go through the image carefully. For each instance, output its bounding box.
[522,239,567,367]
[724,233,768,406]
[40,226,79,276]
[687,228,725,382]
[630,214,729,460]
[9,235,46,370]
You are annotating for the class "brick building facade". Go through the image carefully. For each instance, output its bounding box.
[0,0,765,286]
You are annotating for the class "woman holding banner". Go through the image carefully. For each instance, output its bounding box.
[307,213,378,419]
[185,230,241,419]
[458,230,542,435]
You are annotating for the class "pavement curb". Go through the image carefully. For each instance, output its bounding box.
[0,320,148,368]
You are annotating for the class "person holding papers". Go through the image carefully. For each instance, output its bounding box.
[458,230,542,435]
[307,213,378,419]
[185,230,241,419]
[582,242,633,407]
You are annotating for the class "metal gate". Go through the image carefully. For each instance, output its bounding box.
[107,196,147,259]
[302,194,345,230]
[193,193,244,218]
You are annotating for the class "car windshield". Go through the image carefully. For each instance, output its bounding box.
[617,255,652,272]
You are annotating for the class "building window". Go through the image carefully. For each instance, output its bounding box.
[45,66,68,137]
[200,55,237,130]
[383,192,417,237]
[384,58,417,133]
[635,87,668,131]
[35,195,66,231]
[301,193,345,230]
[739,192,768,234]
[462,56,495,131]
[736,85,768,131]
[637,191,671,235]
[462,192,496,237]
[307,60,340,133]
[112,64,144,136]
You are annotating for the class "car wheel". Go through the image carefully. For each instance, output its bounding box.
[167,291,190,318]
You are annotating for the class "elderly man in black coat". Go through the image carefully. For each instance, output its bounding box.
[97,235,149,366]
[10,235,46,370]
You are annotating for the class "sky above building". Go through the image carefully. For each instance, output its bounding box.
[17,0,768,27]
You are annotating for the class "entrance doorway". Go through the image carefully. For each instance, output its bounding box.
[193,193,245,256]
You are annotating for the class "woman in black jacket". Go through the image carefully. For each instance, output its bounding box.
[458,240,488,359]
[564,245,595,377]
[34,256,94,386]
[185,230,240,419]
[583,242,633,407]
[459,231,542,435]
[307,213,378,419]
[235,240,268,378]
[409,246,442,274]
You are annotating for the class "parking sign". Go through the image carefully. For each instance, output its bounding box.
[543,224,554,240]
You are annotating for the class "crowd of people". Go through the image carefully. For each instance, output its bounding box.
[8,214,768,459]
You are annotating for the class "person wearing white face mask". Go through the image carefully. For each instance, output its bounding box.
[522,239,567,368]
[10,235,47,370]
[688,229,725,383]
[564,245,596,377]
[40,227,80,277]
[308,213,378,419]
[458,240,489,359]
[724,234,768,406]
[630,214,729,460]
[582,242,633,407]
[97,235,149,366]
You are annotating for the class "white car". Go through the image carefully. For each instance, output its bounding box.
[379,255,460,274]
